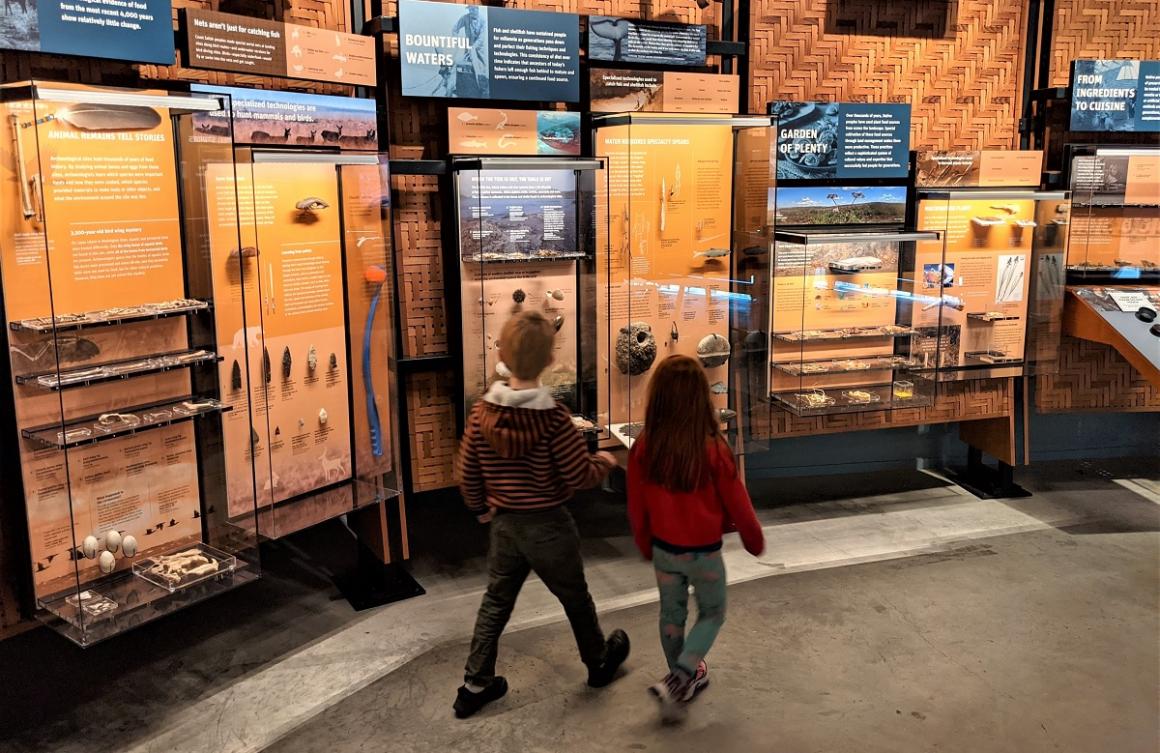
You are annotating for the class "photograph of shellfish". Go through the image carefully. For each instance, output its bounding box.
[774,240,900,278]
[775,186,906,226]
[536,111,581,155]
[916,151,981,187]
[589,68,663,113]
[774,102,839,180]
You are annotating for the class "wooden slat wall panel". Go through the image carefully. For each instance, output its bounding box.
[392,175,449,356]
[1035,337,1160,412]
[749,379,1014,440]
[1048,0,1160,87]
[406,371,459,491]
[749,0,1028,150]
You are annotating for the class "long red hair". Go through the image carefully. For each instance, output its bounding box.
[637,355,726,492]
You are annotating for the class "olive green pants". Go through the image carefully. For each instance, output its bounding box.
[464,507,606,685]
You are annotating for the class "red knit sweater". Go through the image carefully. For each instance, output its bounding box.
[627,438,765,560]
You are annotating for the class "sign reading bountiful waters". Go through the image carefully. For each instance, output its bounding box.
[771,101,911,181]
[1070,60,1160,133]
[0,0,174,63]
[399,0,580,102]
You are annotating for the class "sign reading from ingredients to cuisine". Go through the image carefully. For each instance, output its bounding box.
[1070,59,1160,133]
[771,101,911,181]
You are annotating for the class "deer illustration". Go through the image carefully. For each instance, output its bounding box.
[295,130,317,145]
[339,128,375,147]
[320,124,343,142]
[251,127,291,143]
[197,121,230,137]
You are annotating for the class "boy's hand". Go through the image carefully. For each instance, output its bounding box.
[476,508,495,524]
[595,450,618,467]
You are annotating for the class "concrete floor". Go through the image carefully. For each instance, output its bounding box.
[0,461,1157,753]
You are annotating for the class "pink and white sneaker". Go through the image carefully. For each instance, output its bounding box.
[686,660,710,700]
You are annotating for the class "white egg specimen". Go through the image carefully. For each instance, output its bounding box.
[82,535,99,560]
[98,550,116,574]
[121,535,139,557]
[105,530,122,553]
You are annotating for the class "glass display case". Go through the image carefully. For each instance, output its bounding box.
[1064,146,1160,284]
[592,114,777,447]
[0,81,261,645]
[915,189,1071,378]
[453,156,606,441]
[766,229,940,415]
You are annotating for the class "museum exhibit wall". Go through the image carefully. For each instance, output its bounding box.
[2,0,1158,638]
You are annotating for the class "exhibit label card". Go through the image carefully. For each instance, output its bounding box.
[1072,151,1160,206]
[773,102,911,181]
[191,85,378,149]
[587,16,706,67]
[449,107,581,155]
[399,0,580,102]
[183,9,376,86]
[1070,59,1160,133]
[589,69,739,113]
[915,150,1043,187]
[0,0,174,63]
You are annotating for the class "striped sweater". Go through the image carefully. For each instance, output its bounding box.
[456,383,614,513]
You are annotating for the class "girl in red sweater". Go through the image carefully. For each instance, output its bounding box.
[627,355,765,720]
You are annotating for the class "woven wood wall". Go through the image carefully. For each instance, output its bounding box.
[1035,337,1160,413]
[1048,0,1160,87]
[749,378,1015,440]
[749,0,1028,150]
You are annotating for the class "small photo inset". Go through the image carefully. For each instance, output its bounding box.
[923,263,955,289]
[995,254,1027,303]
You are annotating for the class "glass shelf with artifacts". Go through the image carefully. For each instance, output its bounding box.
[767,228,940,416]
[453,156,607,443]
[914,185,1071,380]
[1064,146,1160,285]
[0,81,262,645]
[592,114,778,449]
[186,125,405,540]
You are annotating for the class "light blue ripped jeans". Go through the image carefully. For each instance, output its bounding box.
[653,547,727,675]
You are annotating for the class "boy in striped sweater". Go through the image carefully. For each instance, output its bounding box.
[453,311,630,719]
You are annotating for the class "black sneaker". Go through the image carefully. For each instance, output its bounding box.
[453,676,508,719]
[586,629,630,688]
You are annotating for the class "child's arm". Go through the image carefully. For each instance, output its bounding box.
[551,409,615,490]
[715,442,765,556]
[455,408,487,515]
[626,449,653,560]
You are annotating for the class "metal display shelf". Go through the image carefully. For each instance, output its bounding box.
[772,384,932,417]
[774,229,940,245]
[16,350,221,391]
[916,189,1069,200]
[773,355,918,377]
[9,300,210,334]
[22,397,230,450]
[772,326,916,343]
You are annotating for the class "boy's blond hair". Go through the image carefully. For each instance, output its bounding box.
[499,311,555,380]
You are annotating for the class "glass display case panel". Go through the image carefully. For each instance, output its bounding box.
[915,189,1070,379]
[766,229,939,415]
[1065,146,1160,284]
[0,81,261,645]
[453,157,606,441]
[593,114,777,449]
[199,150,403,540]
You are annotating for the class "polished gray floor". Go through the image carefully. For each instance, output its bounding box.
[1,460,1157,753]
